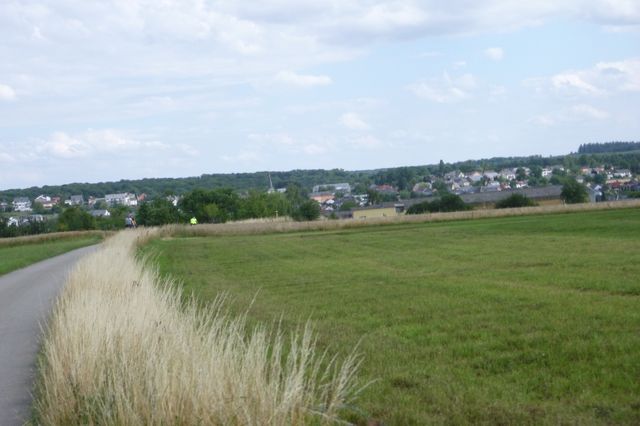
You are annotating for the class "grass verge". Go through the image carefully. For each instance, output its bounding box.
[0,233,103,277]
[145,208,640,425]
[32,230,363,425]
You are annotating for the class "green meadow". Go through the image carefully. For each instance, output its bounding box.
[0,236,102,277]
[146,209,640,425]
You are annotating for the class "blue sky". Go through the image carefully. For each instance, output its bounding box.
[0,1,639,189]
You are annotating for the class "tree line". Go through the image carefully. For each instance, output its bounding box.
[2,149,639,204]
[578,142,640,154]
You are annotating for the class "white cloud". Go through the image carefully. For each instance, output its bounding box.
[410,72,477,103]
[302,143,327,155]
[552,73,603,94]
[350,135,382,148]
[595,58,640,91]
[484,47,504,61]
[341,112,370,130]
[529,115,556,127]
[0,84,17,101]
[549,58,640,96]
[530,103,609,127]
[569,104,609,120]
[275,71,332,87]
[0,152,16,163]
[36,129,168,159]
[221,150,261,163]
[41,132,90,159]
[248,132,295,145]
[355,2,428,34]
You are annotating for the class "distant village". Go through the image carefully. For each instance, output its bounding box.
[1,163,638,228]
[308,165,638,219]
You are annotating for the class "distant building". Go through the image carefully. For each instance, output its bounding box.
[90,209,111,218]
[483,170,499,181]
[309,191,335,204]
[614,169,632,178]
[352,202,406,219]
[369,184,397,194]
[65,195,84,206]
[166,195,181,206]
[499,168,517,180]
[34,195,54,209]
[12,197,32,212]
[459,185,564,208]
[312,183,351,194]
[105,193,138,207]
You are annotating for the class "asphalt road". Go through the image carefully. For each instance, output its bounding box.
[0,245,97,426]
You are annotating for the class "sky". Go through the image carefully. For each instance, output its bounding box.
[0,1,639,190]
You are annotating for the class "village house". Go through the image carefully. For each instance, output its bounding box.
[105,193,138,207]
[34,195,55,209]
[444,171,464,182]
[90,209,111,218]
[87,196,105,207]
[467,171,483,183]
[12,197,32,212]
[483,170,499,181]
[65,195,84,206]
[614,169,632,179]
[309,191,335,204]
[312,182,351,194]
[499,168,517,180]
[370,184,397,194]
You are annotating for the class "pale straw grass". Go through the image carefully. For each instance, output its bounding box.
[33,229,362,425]
[161,199,640,238]
[0,230,107,248]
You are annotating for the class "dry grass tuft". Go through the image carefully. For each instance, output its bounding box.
[0,230,108,248]
[161,199,640,238]
[33,229,362,425]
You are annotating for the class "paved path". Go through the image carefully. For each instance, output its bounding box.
[0,245,97,426]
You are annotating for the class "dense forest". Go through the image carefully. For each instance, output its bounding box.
[1,146,639,202]
[577,142,640,154]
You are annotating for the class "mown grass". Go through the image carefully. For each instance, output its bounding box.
[0,235,103,276]
[145,208,640,425]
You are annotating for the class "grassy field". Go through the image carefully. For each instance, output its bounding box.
[145,209,640,425]
[0,235,102,276]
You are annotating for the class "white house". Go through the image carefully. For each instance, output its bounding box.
[65,195,84,206]
[90,209,111,218]
[312,183,352,194]
[467,171,483,183]
[483,171,499,181]
[499,168,516,180]
[34,195,55,209]
[614,169,632,178]
[105,193,138,207]
[12,197,32,212]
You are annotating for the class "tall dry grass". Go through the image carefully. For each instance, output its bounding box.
[33,230,362,425]
[161,199,640,238]
[0,230,107,248]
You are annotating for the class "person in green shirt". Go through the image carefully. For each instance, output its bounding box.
[190,217,197,226]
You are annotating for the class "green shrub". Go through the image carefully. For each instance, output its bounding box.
[495,194,538,209]
[406,194,471,214]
